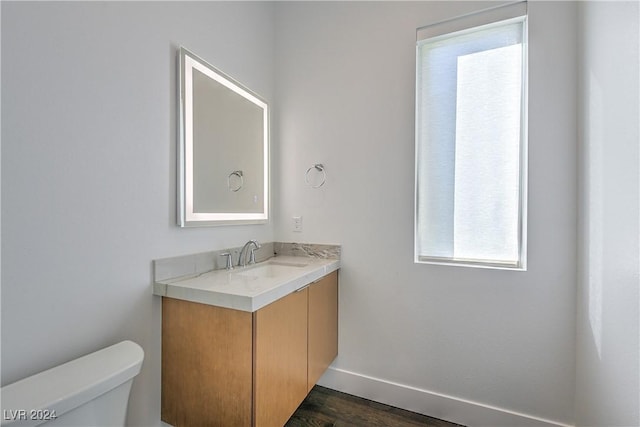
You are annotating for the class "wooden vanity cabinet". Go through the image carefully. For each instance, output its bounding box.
[254,286,308,427]
[161,299,253,427]
[307,272,339,391]
[161,270,338,427]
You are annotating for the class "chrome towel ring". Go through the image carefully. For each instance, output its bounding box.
[305,164,326,188]
[228,170,244,192]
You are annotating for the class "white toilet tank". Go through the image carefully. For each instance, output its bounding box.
[1,340,144,427]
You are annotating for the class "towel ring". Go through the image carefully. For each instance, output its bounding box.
[305,164,326,188]
[227,170,244,192]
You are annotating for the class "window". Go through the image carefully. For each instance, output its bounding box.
[414,2,528,270]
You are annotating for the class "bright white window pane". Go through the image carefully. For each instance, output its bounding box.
[415,15,526,269]
[453,44,522,262]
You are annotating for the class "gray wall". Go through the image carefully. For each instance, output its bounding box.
[576,2,640,426]
[1,2,275,426]
[275,2,578,425]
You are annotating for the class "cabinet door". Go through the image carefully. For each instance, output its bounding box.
[162,297,253,427]
[254,288,308,427]
[307,271,338,391]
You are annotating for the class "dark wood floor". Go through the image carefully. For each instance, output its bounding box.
[286,386,465,427]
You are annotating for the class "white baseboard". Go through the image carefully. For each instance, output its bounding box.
[317,367,574,427]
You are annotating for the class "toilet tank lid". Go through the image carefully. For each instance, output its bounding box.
[0,340,144,427]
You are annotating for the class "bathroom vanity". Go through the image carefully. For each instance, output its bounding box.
[167,47,339,426]
[154,245,339,427]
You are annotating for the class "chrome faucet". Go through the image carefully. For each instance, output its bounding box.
[238,240,261,267]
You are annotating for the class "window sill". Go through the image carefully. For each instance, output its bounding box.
[414,256,526,271]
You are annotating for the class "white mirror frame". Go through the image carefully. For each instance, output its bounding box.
[177,47,269,227]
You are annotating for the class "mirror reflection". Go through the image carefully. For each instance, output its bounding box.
[178,47,269,226]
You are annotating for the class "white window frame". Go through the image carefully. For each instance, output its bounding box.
[414,1,528,270]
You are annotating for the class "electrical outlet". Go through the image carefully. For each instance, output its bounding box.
[292,216,303,232]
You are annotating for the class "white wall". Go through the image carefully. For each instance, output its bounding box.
[7,2,638,427]
[576,2,640,426]
[275,2,578,426]
[1,2,275,426]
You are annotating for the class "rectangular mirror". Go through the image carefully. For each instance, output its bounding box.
[177,47,269,226]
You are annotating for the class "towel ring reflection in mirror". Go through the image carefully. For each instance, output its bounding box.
[228,170,244,192]
[305,164,326,188]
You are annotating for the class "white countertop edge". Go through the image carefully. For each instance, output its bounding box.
[154,257,340,312]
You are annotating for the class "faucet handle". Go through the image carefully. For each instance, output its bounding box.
[249,247,258,265]
[220,253,234,270]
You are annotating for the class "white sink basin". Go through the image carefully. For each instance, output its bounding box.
[268,260,309,268]
[233,260,309,279]
[235,261,308,279]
